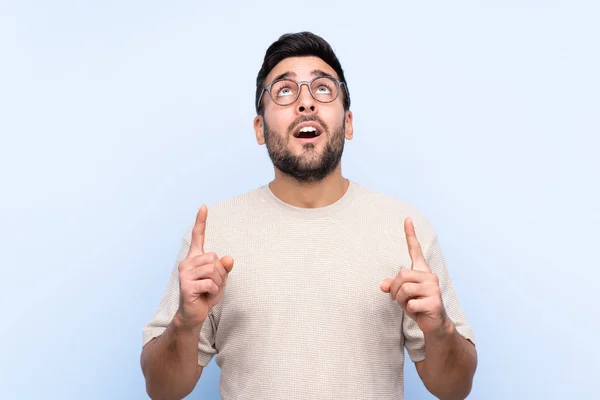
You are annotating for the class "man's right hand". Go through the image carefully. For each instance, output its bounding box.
[176,204,234,329]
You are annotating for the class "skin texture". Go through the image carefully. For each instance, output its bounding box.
[254,56,354,209]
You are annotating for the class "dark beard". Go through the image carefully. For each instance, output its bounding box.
[263,117,346,183]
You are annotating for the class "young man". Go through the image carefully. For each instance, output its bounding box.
[141,32,477,400]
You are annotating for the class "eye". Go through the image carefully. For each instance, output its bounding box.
[315,85,332,94]
[276,85,295,97]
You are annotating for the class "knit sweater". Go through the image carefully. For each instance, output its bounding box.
[143,180,475,399]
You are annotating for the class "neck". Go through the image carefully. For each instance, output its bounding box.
[269,165,349,208]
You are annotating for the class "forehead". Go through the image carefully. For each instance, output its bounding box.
[265,56,339,83]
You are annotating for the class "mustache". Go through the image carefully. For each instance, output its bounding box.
[287,115,328,134]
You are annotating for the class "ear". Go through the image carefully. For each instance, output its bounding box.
[254,115,265,145]
[344,110,354,140]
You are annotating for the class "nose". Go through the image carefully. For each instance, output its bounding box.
[296,83,316,113]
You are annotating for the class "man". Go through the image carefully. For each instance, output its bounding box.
[141,31,477,400]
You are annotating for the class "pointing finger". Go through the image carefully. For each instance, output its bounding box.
[188,205,207,257]
[404,217,428,271]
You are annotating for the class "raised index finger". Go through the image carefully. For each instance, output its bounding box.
[404,217,426,267]
[188,204,207,257]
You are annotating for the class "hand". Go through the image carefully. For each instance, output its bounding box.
[176,205,234,330]
[380,217,449,336]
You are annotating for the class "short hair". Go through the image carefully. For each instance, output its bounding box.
[255,31,351,115]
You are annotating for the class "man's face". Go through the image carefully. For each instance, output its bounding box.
[254,56,353,183]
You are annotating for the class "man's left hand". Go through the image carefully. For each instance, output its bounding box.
[380,217,451,336]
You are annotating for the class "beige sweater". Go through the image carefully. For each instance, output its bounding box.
[143,180,475,399]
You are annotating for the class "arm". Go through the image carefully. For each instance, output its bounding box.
[140,312,204,400]
[381,217,477,399]
[415,318,477,400]
[141,205,234,399]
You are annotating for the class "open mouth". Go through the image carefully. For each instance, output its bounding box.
[293,124,323,139]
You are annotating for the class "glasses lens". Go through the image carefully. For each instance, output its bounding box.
[269,77,340,105]
[310,77,339,103]
[270,80,299,106]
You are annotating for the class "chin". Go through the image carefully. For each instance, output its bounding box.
[297,148,322,160]
[299,156,325,170]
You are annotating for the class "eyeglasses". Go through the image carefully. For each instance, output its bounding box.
[257,76,346,109]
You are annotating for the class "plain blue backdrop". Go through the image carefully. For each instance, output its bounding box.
[1,1,598,399]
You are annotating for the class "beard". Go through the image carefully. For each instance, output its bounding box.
[263,116,346,183]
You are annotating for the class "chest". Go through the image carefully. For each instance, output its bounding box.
[211,219,410,340]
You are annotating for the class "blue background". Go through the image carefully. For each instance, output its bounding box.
[1,1,598,399]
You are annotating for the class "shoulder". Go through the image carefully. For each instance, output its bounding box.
[350,181,438,243]
[206,185,267,218]
[182,185,267,243]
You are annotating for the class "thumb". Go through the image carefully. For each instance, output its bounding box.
[220,255,235,274]
[380,278,393,293]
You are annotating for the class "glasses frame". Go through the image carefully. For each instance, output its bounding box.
[257,76,347,109]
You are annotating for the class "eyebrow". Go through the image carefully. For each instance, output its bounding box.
[311,69,336,79]
[272,69,337,82]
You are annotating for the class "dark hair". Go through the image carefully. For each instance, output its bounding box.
[255,31,351,115]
